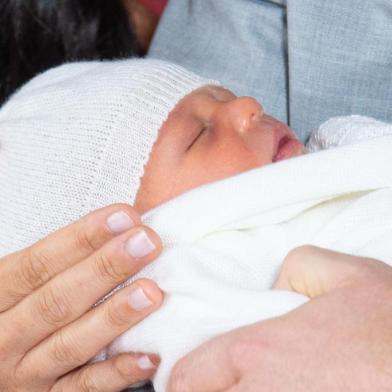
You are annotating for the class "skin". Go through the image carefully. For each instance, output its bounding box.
[168,246,392,391]
[0,204,164,391]
[135,85,304,213]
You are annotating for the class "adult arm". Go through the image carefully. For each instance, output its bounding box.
[0,203,163,391]
[167,246,392,391]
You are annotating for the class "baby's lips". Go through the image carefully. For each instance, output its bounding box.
[273,138,305,162]
[292,141,306,157]
[299,144,306,155]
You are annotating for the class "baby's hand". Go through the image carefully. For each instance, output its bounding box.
[273,245,391,297]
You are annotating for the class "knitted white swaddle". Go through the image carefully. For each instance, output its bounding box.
[1,58,392,392]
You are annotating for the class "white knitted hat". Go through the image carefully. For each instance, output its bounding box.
[0,59,219,253]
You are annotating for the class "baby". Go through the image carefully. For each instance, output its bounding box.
[135,82,304,213]
[1,59,392,392]
[0,58,303,255]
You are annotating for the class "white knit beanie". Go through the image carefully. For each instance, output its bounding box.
[0,59,218,254]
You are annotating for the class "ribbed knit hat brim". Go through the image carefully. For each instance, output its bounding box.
[0,59,219,253]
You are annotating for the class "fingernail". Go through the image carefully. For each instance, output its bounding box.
[128,287,153,311]
[106,211,134,234]
[126,230,156,258]
[137,355,156,370]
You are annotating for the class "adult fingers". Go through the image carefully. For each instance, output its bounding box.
[0,204,141,311]
[167,332,240,392]
[53,352,159,392]
[18,279,163,384]
[273,245,392,297]
[3,226,162,354]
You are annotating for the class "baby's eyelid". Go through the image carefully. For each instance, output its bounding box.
[186,123,209,152]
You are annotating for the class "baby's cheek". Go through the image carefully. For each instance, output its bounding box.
[136,140,269,213]
[211,143,268,176]
[189,145,262,186]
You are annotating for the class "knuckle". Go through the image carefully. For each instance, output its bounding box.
[74,227,98,254]
[95,250,129,285]
[76,370,100,392]
[112,354,138,382]
[37,285,71,326]
[20,248,52,289]
[284,245,316,266]
[51,330,85,367]
[104,298,129,328]
[13,359,46,390]
[169,362,190,392]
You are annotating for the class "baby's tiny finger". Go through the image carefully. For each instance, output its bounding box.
[53,352,160,392]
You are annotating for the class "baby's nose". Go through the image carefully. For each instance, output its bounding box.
[223,97,264,134]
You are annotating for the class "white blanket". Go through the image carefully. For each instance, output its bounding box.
[96,116,392,391]
[1,112,392,392]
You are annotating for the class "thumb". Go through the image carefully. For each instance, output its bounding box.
[167,332,240,392]
[273,245,386,298]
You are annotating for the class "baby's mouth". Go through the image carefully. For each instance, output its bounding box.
[272,127,305,163]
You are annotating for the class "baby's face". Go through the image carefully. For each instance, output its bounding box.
[134,86,304,213]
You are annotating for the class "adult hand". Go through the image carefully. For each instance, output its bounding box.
[0,204,163,391]
[168,246,392,391]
